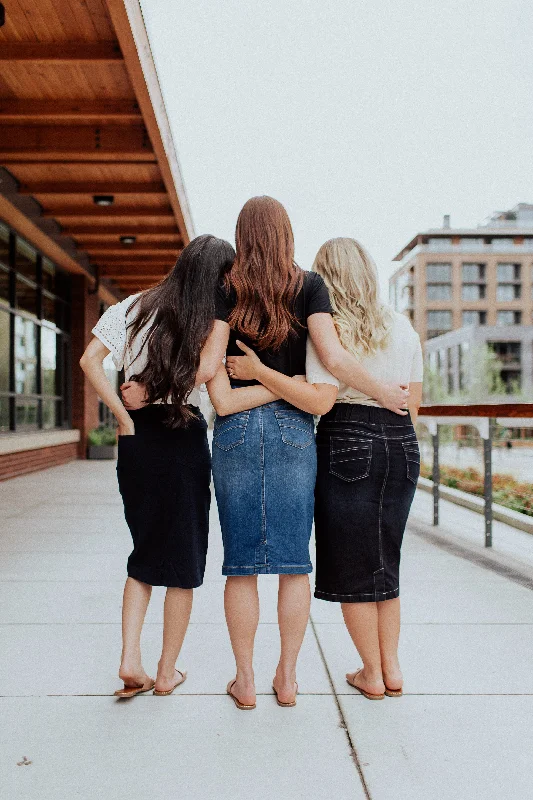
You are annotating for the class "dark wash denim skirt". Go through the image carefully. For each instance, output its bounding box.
[212,400,316,575]
[116,404,211,589]
[314,404,420,603]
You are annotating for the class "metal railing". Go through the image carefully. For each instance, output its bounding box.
[418,404,533,547]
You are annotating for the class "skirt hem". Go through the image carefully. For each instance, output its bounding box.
[314,587,399,603]
[223,563,313,576]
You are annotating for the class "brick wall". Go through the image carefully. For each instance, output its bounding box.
[0,442,78,482]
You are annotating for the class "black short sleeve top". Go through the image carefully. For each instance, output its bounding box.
[215,270,333,385]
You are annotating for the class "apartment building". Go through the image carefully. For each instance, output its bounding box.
[389,204,533,343]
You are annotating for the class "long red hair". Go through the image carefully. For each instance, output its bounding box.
[226,196,303,350]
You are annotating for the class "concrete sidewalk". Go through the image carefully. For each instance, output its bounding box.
[1,462,532,800]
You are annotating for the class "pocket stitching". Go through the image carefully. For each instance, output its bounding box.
[329,439,372,482]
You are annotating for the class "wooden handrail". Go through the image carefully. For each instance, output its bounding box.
[419,404,533,418]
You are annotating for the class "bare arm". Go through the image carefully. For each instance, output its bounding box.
[195,320,231,385]
[121,319,231,410]
[307,313,409,415]
[80,338,134,435]
[227,341,338,416]
[207,363,279,416]
[407,382,423,425]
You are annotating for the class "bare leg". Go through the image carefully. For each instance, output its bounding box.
[342,602,385,696]
[119,577,152,686]
[377,597,402,691]
[274,574,310,703]
[224,576,259,705]
[154,587,193,693]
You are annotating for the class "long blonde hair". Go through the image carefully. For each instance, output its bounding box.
[312,237,393,357]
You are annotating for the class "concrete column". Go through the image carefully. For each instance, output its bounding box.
[70,276,100,458]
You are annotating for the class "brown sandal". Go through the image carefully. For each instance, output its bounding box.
[226,680,256,710]
[153,670,187,696]
[114,676,155,698]
[346,670,385,700]
[272,682,298,707]
[384,685,403,697]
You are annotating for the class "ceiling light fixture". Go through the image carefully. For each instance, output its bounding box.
[93,195,114,206]
[0,5,5,26]
[120,236,136,245]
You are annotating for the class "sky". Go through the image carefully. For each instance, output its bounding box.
[140,0,533,296]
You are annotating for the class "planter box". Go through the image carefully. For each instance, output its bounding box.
[87,445,117,460]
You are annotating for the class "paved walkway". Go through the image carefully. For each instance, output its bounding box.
[1,461,532,800]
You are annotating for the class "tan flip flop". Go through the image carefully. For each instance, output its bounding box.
[114,676,155,698]
[346,669,385,700]
[272,682,298,708]
[226,680,256,710]
[153,669,187,696]
[384,685,403,697]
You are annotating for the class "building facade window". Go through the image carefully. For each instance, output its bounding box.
[427,310,452,338]
[426,263,452,302]
[461,262,486,301]
[459,238,484,252]
[497,263,521,301]
[490,341,521,393]
[0,220,71,433]
[458,341,470,391]
[496,310,521,325]
[462,310,486,326]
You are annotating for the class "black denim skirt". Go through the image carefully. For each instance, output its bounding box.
[116,404,211,588]
[314,404,420,603]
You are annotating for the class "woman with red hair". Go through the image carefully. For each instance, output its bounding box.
[207,196,409,710]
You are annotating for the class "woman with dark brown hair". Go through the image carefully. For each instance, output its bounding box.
[206,196,410,710]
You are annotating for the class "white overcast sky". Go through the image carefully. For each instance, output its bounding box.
[140,0,533,296]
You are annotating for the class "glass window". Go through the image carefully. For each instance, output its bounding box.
[462,263,484,281]
[462,310,486,326]
[462,284,484,301]
[460,238,484,251]
[0,309,10,392]
[14,316,38,395]
[496,284,520,301]
[41,326,58,395]
[15,398,38,430]
[0,265,9,306]
[497,263,519,281]
[426,263,451,282]
[427,310,452,337]
[15,278,38,317]
[14,238,37,282]
[0,222,9,269]
[42,398,59,430]
[427,284,451,301]
[428,238,452,251]
[1,219,72,433]
[0,396,9,432]
[42,258,56,293]
[496,311,521,325]
[493,238,515,251]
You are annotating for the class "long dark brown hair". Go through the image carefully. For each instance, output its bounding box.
[226,196,303,350]
[127,235,235,427]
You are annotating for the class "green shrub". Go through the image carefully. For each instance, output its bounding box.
[420,461,533,517]
[88,426,117,447]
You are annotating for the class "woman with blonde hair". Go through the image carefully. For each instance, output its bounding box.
[231,235,422,700]
[310,237,423,700]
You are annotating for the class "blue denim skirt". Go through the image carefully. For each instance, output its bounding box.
[212,400,316,575]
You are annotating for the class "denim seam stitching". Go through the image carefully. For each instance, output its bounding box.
[377,427,390,570]
[316,588,399,597]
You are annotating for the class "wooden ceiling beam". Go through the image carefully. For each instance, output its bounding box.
[102,270,169,278]
[20,182,165,195]
[0,42,123,63]
[0,126,155,162]
[62,224,178,235]
[90,254,176,263]
[42,207,175,219]
[0,99,142,123]
[87,244,180,255]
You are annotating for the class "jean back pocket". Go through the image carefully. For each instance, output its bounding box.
[330,436,372,482]
[274,409,314,449]
[213,411,250,451]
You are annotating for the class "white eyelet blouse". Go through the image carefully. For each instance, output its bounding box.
[92,294,201,408]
